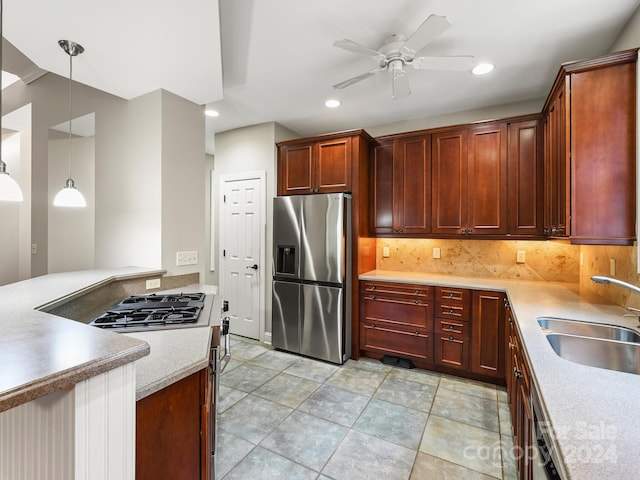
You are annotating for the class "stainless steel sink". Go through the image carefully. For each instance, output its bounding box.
[537,317,640,343]
[546,333,640,375]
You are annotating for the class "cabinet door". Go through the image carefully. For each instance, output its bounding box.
[315,137,352,193]
[278,143,314,195]
[467,124,508,235]
[370,140,394,234]
[507,119,544,236]
[471,290,505,378]
[432,129,468,234]
[544,81,570,237]
[394,135,431,234]
[434,333,470,370]
[570,62,636,245]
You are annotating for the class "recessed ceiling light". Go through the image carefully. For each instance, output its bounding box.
[472,63,494,75]
[324,99,341,108]
[205,109,219,117]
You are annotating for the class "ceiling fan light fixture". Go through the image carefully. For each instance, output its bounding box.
[472,63,494,75]
[324,99,341,108]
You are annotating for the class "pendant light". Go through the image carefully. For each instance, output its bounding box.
[53,39,86,208]
[0,0,23,202]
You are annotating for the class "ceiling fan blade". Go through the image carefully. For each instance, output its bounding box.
[392,70,411,100]
[333,68,383,89]
[412,55,475,71]
[401,14,451,59]
[333,39,386,61]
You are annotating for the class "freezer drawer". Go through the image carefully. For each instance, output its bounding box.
[272,281,300,353]
[300,284,346,364]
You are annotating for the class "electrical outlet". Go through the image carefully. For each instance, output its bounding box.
[516,250,526,264]
[382,246,390,258]
[176,251,198,266]
[146,278,161,290]
[31,244,37,255]
[433,247,441,259]
[610,258,616,276]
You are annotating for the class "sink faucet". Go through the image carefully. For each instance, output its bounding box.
[591,276,640,326]
[591,276,640,295]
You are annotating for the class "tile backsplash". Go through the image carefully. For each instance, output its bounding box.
[375,238,640,309]
[376,239,580,283]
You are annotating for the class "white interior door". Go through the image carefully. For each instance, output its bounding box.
[220,173,265,340]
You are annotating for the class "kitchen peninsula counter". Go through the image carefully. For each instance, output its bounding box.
[360,269,640,480]
[0,268,221,409]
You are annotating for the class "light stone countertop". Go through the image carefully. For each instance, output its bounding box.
[360,269,640,480]
[0,267,163,412]
[124,285,222,400]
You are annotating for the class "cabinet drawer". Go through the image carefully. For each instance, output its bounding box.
[435,301,470,321]
[434,333,470,370]
[435,318,470,338]
[361,281,433,299]
[360,323,432,362]
[361,295,432,329]
[435,286,471,305]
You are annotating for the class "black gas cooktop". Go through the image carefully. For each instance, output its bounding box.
[89,292,206,330]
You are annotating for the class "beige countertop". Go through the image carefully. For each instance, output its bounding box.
[0,269,223,409]
[360,269,640,480]
[124,285,222,400]
[0,267,161,412]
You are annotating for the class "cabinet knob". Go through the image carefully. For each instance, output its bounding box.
[449,309,454,314]
[415,331,420,336]
[414,290,420,295]
[513,367,522,379]
[467,229,472,235]
[448,336,455,341]
[414,300,419,305]
[449,293,454,298]
[371,295,376,300]
[448,325,455,330]
[371,285,376,290]
[371,324,376,329]
[508,342,515,350]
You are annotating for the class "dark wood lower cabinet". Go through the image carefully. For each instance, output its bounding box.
[136,369,210,480]
[359,281,504,382]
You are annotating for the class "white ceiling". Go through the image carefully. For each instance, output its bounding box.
[4,0,640,155]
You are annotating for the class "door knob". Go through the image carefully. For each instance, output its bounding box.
[246,264,258,270]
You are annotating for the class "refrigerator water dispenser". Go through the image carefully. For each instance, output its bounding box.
[276,245,296,275]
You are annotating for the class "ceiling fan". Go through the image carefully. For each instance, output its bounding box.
[333,14,474,100]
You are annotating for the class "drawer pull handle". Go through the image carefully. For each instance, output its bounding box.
[448,336,454,341]
[371,285,376,290]
[370,295,376,300]
[415,331,420,336]
[448,325,455,330]
[414,290,420,295]
[514,367,522,379]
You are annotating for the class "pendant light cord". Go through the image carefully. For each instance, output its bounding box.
[67,47,73,180]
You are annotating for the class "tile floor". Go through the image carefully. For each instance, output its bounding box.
[216,336,517,480]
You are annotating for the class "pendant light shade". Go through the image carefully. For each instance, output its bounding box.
[53,39,86,208]
[0,0,24,202]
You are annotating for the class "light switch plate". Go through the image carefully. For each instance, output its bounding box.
[516,250,526,264]
[433,247,441,259]
[610,258,616,276]
[146,278,161,290]
[382,246,390,258]
[176,251,198,266]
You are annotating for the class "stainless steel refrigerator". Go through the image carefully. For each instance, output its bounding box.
[272,193,352,364]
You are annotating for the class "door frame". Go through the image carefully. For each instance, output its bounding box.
[218,171,267,342]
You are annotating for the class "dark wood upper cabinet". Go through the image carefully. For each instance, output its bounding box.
[543,49,637,245]
[432,125,507,236]
[278,132,359,195]
[508,119,545,236]
[370,134,431,235]
[467,124,508,235]
[431,129,468,235]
